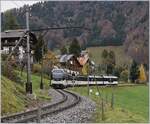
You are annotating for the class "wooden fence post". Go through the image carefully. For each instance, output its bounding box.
[111,92,114,109]
[37,103,41,123]
[105,93,108,105]
[101,98,105,121]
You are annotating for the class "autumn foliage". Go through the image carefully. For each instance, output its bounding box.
[138,64,147,83]
[43,50,59,67]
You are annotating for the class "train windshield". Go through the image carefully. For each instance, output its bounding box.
[52,69,64,73]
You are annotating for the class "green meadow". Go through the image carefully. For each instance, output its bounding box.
[68,85,149,123]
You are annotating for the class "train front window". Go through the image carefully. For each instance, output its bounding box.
[53,70,63,73]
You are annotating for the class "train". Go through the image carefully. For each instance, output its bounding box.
[51,68,118,89]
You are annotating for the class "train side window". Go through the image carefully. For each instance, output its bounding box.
[112,78,118,81]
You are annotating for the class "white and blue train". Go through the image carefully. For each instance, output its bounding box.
[51,69,118,89]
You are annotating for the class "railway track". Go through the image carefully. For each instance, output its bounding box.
[1,89,81,123]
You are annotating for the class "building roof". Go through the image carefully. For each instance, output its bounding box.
[90,60,95,66]
[77,54,89,66]
[1,29,27,39]
[1,29,38,47]
[59,54,74,63]
[59,52,94,67]
[81,50,88,56]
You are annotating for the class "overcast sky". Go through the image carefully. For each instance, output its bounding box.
[1,1,41,12]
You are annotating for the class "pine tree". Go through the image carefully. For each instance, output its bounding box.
[129,60,139,83]
[101,49,108,59]
[69,38,81,57]
[34,34,47,63]
[138,64,147,83]
[60,46,68,55]
[107,51,116,75]
[4,10,19,30]
[109,50,116,65]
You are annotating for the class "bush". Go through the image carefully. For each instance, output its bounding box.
[32,64,41,74]
[2,61,22,84]
[113,66,124,78]
[43,65,52,76]
[120,70,129,82]
[1,54,8,61]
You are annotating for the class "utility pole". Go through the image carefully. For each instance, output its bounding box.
[87,60,90,96]
[26,9,32,94]
[40,46,44,89]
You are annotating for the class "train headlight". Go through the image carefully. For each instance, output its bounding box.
[95,92,99,96]
[89,89,93,93]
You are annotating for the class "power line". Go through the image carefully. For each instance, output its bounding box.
[30,26,91,32]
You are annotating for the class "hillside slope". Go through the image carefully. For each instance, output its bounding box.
[1,76,29,115]
[87,46,132,66]
[1,71,51,116]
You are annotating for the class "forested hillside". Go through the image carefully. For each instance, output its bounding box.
[1,1,149,66]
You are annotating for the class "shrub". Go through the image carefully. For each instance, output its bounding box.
[1,54,8,61]
[43,65,51,75]
[32,64,41,74]
[2,61,22,84]
[130,60,139,83]
[113,66,124,78]
[120,70,129,82]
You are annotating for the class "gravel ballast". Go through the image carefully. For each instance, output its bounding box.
[41,89,96,123]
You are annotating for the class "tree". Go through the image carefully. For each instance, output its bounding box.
[113,66,122,77]
[101,49,108,59]
[138,64,147,83]
[109,50,116,65]
[60,46,68,55]
[106,51,116,75]
[43,50,59,75]
[69,38,81,57]
[34,34,47,63]
[101,49,108,74]
[120,69,129,82]
[106,64,114,75]
[82,62,90,75]
[101,50,116,75]
[3,10,19,30]
[129,60,139,83]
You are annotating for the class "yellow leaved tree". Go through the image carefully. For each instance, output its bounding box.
[138,64,147,83]
[43,50,59,73]
[82,63,90,75]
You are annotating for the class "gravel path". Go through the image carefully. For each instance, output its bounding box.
[41,89,96,123]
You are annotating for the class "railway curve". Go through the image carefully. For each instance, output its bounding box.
[1,89,81,123]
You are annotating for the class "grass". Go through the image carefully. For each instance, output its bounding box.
[15,70,51,100]
[87,46,132,66]
[68,85,149,123]
[1,76,29,115]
